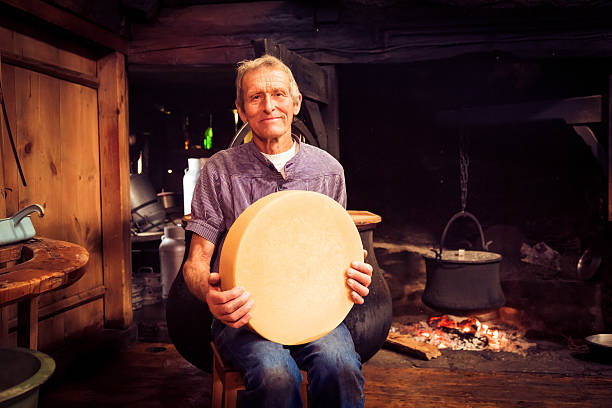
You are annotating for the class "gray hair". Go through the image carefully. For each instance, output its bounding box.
[235,55,301,111]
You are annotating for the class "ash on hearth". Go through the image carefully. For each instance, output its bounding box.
[390,314,535,355]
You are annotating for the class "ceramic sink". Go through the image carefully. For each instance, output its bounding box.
[0,204,44,246]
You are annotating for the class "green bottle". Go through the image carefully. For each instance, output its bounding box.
[204,113,213,150]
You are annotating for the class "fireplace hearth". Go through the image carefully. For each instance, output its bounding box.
[390,312,535,355]
[375,220,606,336]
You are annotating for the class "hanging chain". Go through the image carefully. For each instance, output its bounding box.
[459,128,469,212]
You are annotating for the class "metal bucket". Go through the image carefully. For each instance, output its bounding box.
[422,211,505,313]
[130,174,168,232]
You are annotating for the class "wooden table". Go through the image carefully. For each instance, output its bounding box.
[347,210,383,276]
[182,210,382,231]
[0,237,89,350]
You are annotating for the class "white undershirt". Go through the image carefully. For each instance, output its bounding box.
[261,142,297,178]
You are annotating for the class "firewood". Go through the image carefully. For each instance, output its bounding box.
[384,332,442,360]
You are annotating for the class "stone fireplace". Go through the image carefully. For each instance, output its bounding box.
[336,56,612,349]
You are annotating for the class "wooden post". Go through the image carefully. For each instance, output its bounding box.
[302,100,328,151]
[609,75,612,222]
[17,297,38,350]
[97,52,132,329]
[0,306,9,346]
[253,39,336,154]
[321,65,339,159]
[0,56,5,218]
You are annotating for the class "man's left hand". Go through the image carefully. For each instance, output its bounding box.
[346,250,373,304]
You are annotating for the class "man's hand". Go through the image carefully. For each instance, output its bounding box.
[346,250,373,304]
[183,234,253,329]
[206,273,254,328]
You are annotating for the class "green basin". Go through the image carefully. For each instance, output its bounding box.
[0,348,55,408]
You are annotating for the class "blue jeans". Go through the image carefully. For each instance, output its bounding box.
[212,319,364,408]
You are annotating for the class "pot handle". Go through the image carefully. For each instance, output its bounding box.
[439,210,488,254]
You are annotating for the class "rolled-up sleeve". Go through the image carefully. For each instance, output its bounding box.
[186,162,225,244]
[335,172,347,209]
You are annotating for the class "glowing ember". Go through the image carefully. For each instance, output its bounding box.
[390,314,533,354]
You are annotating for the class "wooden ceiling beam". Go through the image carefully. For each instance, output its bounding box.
[0,0,128,54]
[436,96,603,127]
[128,1,612,65]
[1,51,99,89]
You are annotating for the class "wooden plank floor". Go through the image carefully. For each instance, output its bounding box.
[39,341,612,407]
[40,342,211,408]
[363,364,612,407]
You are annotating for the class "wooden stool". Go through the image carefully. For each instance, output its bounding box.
[211,342,308,408]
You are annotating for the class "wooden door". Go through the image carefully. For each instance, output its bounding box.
[0,26,131,350]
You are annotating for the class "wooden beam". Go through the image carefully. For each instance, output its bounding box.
[128,2,612,65]
[573,125,607,171]
[0,306,8,346]
[128,37,253,66]
[0,0,127,54]
[253,39,329,104]
[97,52,132,329]
[6,286,106,331]
[432,0,612,5]
[302,99,328,151]
[436,96,602,127]
[0,57,5,219]
[129,1,312,62]
[17,297,38,349]
[39,286,106,321]
[252,39,338,157]
[608,75,612,222]
[129,29,612,65]
[1,51,98,89]
[320,65,339,159]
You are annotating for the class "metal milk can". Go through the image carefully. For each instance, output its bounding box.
[159,225,186,299]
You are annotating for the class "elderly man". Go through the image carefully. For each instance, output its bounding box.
[183,55,372,408]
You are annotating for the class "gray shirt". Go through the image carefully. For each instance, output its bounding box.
[186,140,347,272]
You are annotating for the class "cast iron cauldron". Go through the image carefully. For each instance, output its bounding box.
[167,229,392,372]
[422,211,505,313]
[166,230,214,372]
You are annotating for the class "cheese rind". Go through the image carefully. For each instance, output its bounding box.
[219,190,363,345]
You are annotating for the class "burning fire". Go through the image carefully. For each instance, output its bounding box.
[429,315,501,348]
[393,314,529,353]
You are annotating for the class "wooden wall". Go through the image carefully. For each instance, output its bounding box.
[0,26,131,350]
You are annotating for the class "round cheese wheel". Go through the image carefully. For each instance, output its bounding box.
[219,190,363,345]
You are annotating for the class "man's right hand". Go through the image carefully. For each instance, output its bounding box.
[206,272,254,328]
[183,234,253,329]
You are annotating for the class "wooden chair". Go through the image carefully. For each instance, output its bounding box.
[168,228,392,406]
[211,342,308,408]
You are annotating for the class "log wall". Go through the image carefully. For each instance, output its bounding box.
[0,26,131,350]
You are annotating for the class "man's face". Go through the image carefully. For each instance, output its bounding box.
[237,66,301,144]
